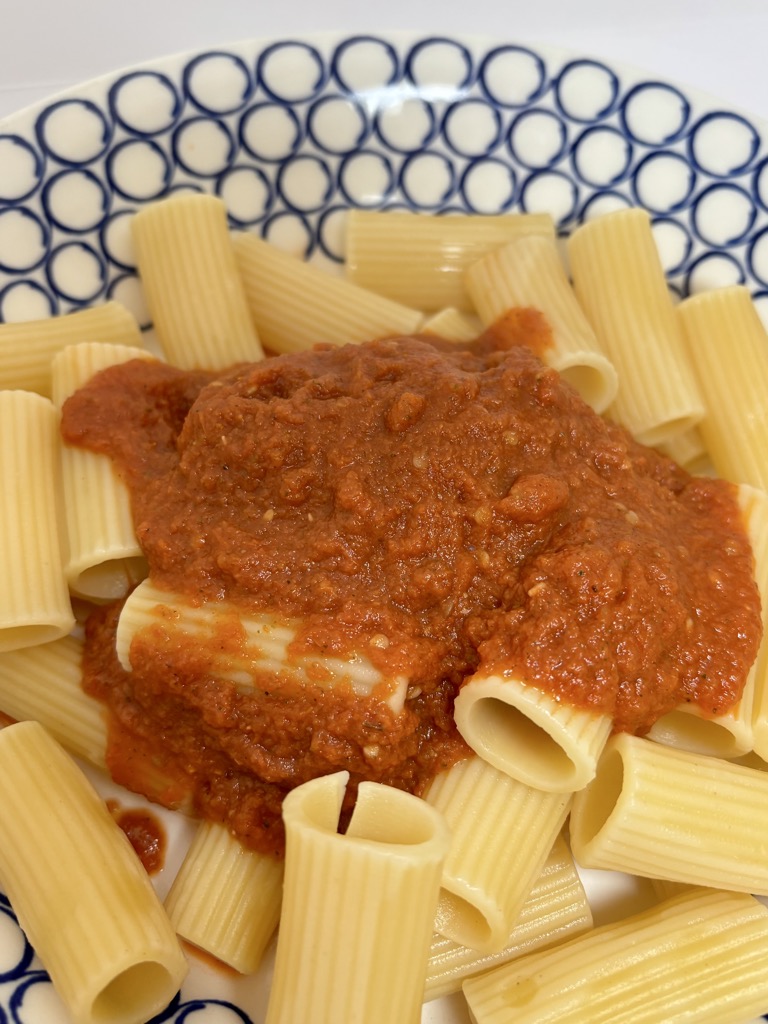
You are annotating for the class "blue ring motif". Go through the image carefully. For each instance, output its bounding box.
[182,51,255,116]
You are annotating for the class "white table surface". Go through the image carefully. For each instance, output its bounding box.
[0,0,766,123]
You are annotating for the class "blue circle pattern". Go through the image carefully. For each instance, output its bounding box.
[0,33,766,320]
[0,33,768,1022]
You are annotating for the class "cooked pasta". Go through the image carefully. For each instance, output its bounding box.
[424,755,571,952]
[345,209,555,311]
[0,300,142,397]
[52,341,153,601]
[464,234,618,412]
[265,771,449,1024]
[0,721,187,1024]
[164,820,283,974]
[424,835,592,1001]
[568,207,704,445]
[453,673,612,792]
[462,888,768,1024]
[233,230,424,354]
[132,193,264,370]
[569,732,768,891]
[0,390,74,652]
[678,284,768,490]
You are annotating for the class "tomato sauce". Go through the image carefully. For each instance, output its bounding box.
[106,798,166,874]
[62,323,762,855]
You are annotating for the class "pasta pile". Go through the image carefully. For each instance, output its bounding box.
[1,194,768,1024]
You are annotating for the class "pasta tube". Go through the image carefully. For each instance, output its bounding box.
[232,231,424,354]
[132,193,264,369]
[423,755,571,952]
[165,820,283,974]
[0,634,106,768]
[0,390,74,652]
[677,284,768,490]
[464,234,618,412]
[0,300,142,397]
[420,306,482,342]
[265,771,449,1024]
[0,721,187,1024]
[648,483,768,758]
[453,673,612,791]
[569,732,768,892]
[462,888,768,1024]
[568,208,704,445]
[117,578,409,712]
[52,341,153,601]
[345,209,555,312]
[424,835,591,1001]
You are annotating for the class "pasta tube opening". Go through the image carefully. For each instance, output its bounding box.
[565,743,623,843]
[557,354,616,412]
[454,674,612,791]
[92,962,183,1024]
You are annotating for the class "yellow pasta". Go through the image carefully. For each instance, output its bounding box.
[0,634,106,768]
[0,300,142,397]
[420,306,482,342]
[463,888,768,1024]
[423,755,571,953]
[132,193,264,369]
[655,424,711,475]
[0,721,187,1024]
[233,230,424,354]
[345,209,555,311]
[52,341,153,600]
[424,835,592,1001]
[116,578,410,712]
[570,732,768,891]
[453,672,612,792]
[0,390,74,652]
[678,284,768,490]
[568,207,705,445]
[464,234,618,412]
[165,820,283,974]
[265,770,449,1024]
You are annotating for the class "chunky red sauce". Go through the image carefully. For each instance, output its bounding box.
[106,799,166,874]
[62,321,762,855]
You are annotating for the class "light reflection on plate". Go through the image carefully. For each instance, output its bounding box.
[0,30,767,1024]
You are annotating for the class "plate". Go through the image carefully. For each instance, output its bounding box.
[0,30,767,1024]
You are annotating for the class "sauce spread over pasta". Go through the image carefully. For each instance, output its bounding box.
[62,316,762,855]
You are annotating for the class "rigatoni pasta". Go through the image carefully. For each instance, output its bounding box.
[677,284,768,490]
[116,578,410,711]
[345,209,555,312]
[462,888,768,1024]
[464,234,618,412]
[52,341,153,601]
[569,732,768,892]
[423,755,571,953]
[233,230,424,353]
[0,634,107,768]
[132,193,264,370]
[424,835,592,1001]
[568,207,705,445]
[0,721,187,1024]
[453,673,612,792]
[0,390,74,652]
[0,300,143,397]
[164,820,282,974]
[265,771,449,1024]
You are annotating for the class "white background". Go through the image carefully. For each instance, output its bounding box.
[0,0,766,123]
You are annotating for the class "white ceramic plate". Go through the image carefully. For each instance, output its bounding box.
[0,31,767,1024]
